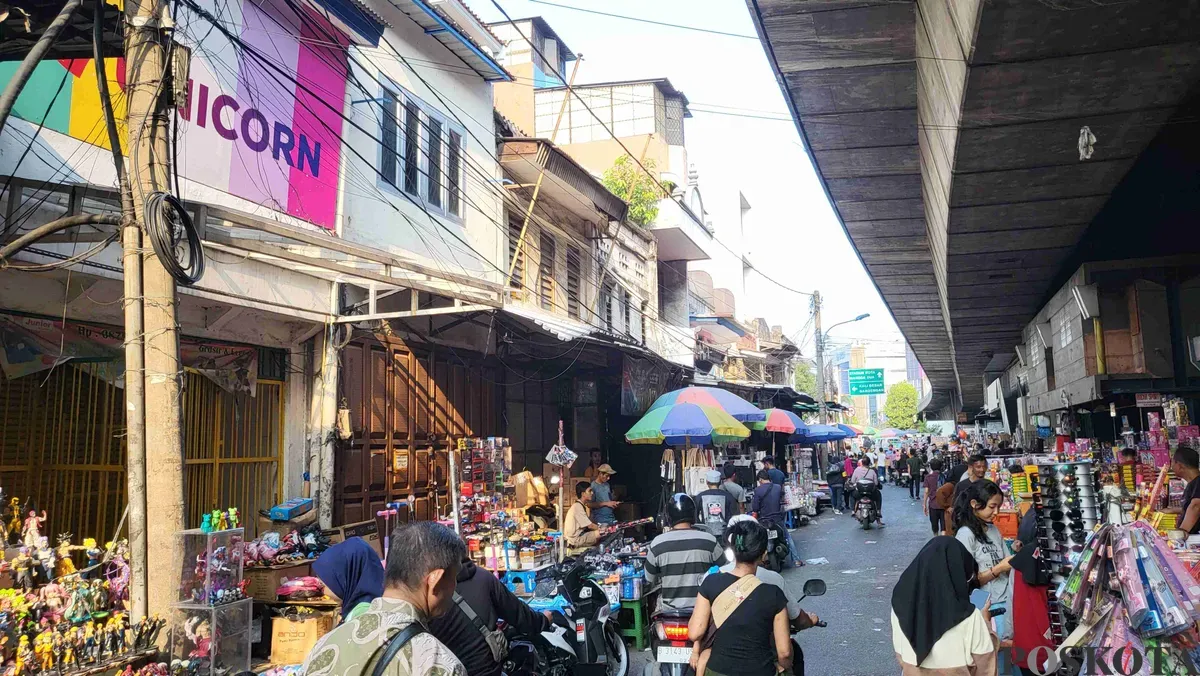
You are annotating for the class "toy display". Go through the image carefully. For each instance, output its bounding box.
[169,529,251,676]
[198,509,240,535]
[242,526,329,568]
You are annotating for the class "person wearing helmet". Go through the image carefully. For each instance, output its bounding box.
[645,493,725,612]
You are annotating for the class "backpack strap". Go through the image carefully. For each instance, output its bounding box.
[454,591,491,639]
[369,623,426,676]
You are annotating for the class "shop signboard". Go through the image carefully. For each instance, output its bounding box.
[1136,393,1163,408]
[847,368,885,396]
[621,355,667,416]
[0,312,258,393]
[0,0,356,230]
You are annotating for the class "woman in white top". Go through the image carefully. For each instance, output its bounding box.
[891,536,998,675]
[953,479,1015,675]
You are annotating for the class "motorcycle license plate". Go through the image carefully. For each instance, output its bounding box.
[657,646,692,664]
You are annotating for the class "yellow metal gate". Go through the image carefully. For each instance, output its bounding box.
[183,372,284,537]
[0,367,283,543]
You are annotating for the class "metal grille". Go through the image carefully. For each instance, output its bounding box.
[0,364,125,545]
[566,245,581,319]
[183,372,283,537]
[508,212,524,290]
[539,231,556,311]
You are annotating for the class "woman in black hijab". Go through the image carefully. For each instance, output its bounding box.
[891,536,999,674]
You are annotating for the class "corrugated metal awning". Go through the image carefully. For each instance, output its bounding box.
[380,0,510,82]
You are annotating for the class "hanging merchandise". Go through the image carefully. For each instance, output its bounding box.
[1055,522,1200,668]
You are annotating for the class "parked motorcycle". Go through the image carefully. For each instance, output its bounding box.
[852,480,881,530]
[503,558,628,676]
[762,521,791,572]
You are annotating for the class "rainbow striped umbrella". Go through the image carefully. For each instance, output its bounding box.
[749,408,809,436]
[625,402,750,446]
[648,386,766,423]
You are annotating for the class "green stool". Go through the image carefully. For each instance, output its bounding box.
[617,588,658,651]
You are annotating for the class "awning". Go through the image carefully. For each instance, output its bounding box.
[380,0,510,82]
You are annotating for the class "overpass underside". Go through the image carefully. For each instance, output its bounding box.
[747,0,1200,415]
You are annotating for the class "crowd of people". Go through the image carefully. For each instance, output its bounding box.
[882,440,1200,675]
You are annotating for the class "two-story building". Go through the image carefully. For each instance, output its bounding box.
[0,0,519,559]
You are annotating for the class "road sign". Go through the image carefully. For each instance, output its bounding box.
[848,368,885,396]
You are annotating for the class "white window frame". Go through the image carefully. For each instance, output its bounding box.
[377,81,467,223]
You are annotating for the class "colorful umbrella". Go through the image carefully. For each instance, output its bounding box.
[749,408,809,435]
[649,386,766,423]
[835,423,859,438]
[800,424,850,442]
[625,402,750,446]
[878,428,902,438]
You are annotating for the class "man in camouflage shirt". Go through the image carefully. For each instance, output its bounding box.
[302,522,466,676]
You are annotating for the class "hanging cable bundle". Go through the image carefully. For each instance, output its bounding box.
[144,191,205,285]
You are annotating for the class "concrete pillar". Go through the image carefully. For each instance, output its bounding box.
[658,260,690,327]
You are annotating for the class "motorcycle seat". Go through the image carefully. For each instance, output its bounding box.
[652,609,692,620]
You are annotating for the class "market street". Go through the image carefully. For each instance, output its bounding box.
[632,481,933,676]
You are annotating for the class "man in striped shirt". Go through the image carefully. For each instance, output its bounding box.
[644,493,725,612]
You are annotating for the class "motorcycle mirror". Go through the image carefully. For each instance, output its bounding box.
[802,579,827,597]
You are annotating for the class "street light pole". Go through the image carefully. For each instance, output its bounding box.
[815,311,871,425]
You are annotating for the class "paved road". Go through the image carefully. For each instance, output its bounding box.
[628,480,934,676]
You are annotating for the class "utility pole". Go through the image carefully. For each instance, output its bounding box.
[125,0,185,615]
[813,290,826,425]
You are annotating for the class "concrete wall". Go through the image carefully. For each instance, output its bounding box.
[339,10,503,286]
[658,260,689,327]
[493,62,537,135]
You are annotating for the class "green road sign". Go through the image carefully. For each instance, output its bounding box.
[848,368,885,395]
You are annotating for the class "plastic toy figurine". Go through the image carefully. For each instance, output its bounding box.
[39,581,67,623]
[34,630,54,672]
[83,538,102,578]
[12,547,33,592]
[199,513,212,534]
[51,631,66,672]
[228,507,240,529]
[6,497,20,545]
[22,510,46,548]
[215,510,229,531]
[106,544,131,610]
[14,635,32,676]
[60,628,78,670]
[209,510,222,533]
[82,622,98,664]
[55,534,78,577]
[34,536,56,583]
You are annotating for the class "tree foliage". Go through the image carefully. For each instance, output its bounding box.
[793,360,818,397]
[602,156,662,227]
[883,382,919,430]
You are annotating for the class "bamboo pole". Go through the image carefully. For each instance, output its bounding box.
[504,56,582,288]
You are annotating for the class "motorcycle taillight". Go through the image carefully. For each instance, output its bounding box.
[662,623,689,641]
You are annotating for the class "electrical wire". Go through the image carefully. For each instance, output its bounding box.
[144,191,204,284]
[488,0,815,300]
[174,0,698,365]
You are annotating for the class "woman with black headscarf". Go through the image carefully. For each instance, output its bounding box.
[891,536,999,675]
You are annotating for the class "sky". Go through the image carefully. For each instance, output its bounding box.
[472,0,905,360]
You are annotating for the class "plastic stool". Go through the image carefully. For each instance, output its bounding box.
[617,593,654,651]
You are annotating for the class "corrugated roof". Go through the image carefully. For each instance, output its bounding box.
[379,0,511,82]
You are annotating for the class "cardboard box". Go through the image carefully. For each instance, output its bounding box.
[256,508,319,538]
[324,520,382,557]
[245,561,311,602]
[270,612,335,665]
[270,498,314,522]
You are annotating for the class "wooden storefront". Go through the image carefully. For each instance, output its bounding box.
[336,336,502,526]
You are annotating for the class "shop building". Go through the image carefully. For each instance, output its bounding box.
[0,0,512,549]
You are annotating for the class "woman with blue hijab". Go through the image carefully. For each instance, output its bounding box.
[312,537,384,623]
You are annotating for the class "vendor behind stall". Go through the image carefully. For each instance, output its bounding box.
[589,464,619,525]
[1162,446,1200,534]
[566,483,605,554]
